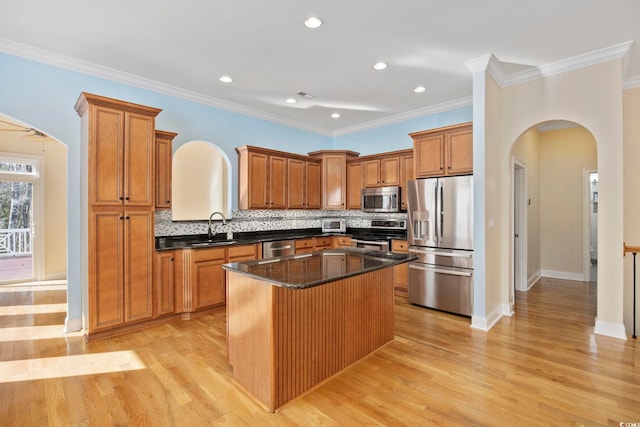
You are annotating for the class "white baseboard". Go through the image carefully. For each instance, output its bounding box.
[527,270,541,289]
[540,269,584,282]
[471,304,504,331]
[503,303,514,317]
[593,318,627,340]
[65,316,82,333]
[44,272,67,281]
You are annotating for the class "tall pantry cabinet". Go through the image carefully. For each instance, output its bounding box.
[75,93,162,339]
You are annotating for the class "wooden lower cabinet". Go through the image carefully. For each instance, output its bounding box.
[182,243,260,316]
[295,238,315,254]
[89,209,154,334]
[392,240,409,297]
[155,250,183,317]
[333,236,353,248]
[190,247,227,310]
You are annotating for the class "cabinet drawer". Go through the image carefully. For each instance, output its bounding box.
[295,238,315,249]
[228,244,257,259]
[315,237,332,247]
[391,240,408,253]
[192,247,226,262]
[334,236,352,247]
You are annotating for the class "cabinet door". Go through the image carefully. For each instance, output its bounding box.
[192,248,227,310]
[414,133,445,177]
[305,160,322,209]
[248,151,269,208]
[346,161,363,209]
[124,210,154,322]
[269,155,287,208]
[392,240,409,296]
[363,160,381,187]
[347,162,363,209]
[155,251,176,317]
[124,112,155,207]
[380,157,400,186]
[90,210,125,330]
[447,126,473,175]
[400,154,414,211]
[323,155,346,209]
[155,133,173,209]
[287,158,305,209]
[90,105,125,206]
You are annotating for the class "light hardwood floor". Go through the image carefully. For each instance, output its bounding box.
[0,277,638,426]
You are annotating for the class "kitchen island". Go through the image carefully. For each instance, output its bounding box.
[222,248,415,412]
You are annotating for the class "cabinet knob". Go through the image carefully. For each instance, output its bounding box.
[119,196,124,201]
[125,196,130,200]
[166,200,170,203]
[126,216,130,220]
[170,258,174,262]
[119,216,124,220]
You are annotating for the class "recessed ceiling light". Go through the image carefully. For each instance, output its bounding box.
[331,113,341,119]
[219,76,233,83]
[304,16,323,29]
[286,98,297,104]
[414,86,426,93]
[373,62,388,71]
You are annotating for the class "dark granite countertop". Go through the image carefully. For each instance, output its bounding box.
[155,228,407,251]
[155,228,332,250]
[222,248,416,289]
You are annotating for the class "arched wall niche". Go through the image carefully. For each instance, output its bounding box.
[172,140,232,220]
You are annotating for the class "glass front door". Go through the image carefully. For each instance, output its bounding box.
[0,159,37,283]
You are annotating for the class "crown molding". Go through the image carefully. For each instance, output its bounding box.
[503,41,634,87]
[331,96,473,137]
[0,38,333,136]
[623,74,640,90]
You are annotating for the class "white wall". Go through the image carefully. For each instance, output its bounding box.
[497,59,625,339]
[623,86,640,336]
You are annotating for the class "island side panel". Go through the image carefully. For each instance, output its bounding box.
[226,271,275,411]
[272,267,394,410]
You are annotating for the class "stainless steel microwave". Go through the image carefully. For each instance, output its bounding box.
[321,217,347,233]
[361,186,400,212]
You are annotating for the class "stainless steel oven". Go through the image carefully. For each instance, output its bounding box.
[349,218,406,252]
[351,238,390,251]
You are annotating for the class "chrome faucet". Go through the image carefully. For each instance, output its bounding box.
[208,211,227,240]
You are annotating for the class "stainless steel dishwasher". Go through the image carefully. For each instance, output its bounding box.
[262,240,295,258]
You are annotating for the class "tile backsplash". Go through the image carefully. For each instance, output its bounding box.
[155,209,407,237]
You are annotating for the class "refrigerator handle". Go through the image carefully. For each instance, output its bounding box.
[439,183,444,243]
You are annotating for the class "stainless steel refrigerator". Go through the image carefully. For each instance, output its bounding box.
[407,175,473,316]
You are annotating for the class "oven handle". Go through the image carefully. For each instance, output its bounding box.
[409,248,472,258]
[409,263,472,277]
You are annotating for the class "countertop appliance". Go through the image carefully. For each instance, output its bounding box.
[361,186,400,213]
[350,218,407,252]
[262,240,295,259]
[407,176,473,316]
[321,217,346,233]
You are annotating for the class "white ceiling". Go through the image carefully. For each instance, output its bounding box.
[1,0,639,136]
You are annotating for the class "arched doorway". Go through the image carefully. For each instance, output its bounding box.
[0,114,68,281]
[509,120,597,310]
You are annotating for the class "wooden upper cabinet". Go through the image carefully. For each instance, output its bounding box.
[346,161,363,209]
[287,158,321,209]
[238,146,325,210]
[155,130,177,209]
[363,159,381,187]
[446,125,473,175]
[75,92,161,207]
[246,150,269,208]
[380,156,400,186]
[305,160,322,209]
[268,155,287,209]
[309,150,359,210]
[400,153,414,211]
[411,122,472,178]
[287,158,305,209]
